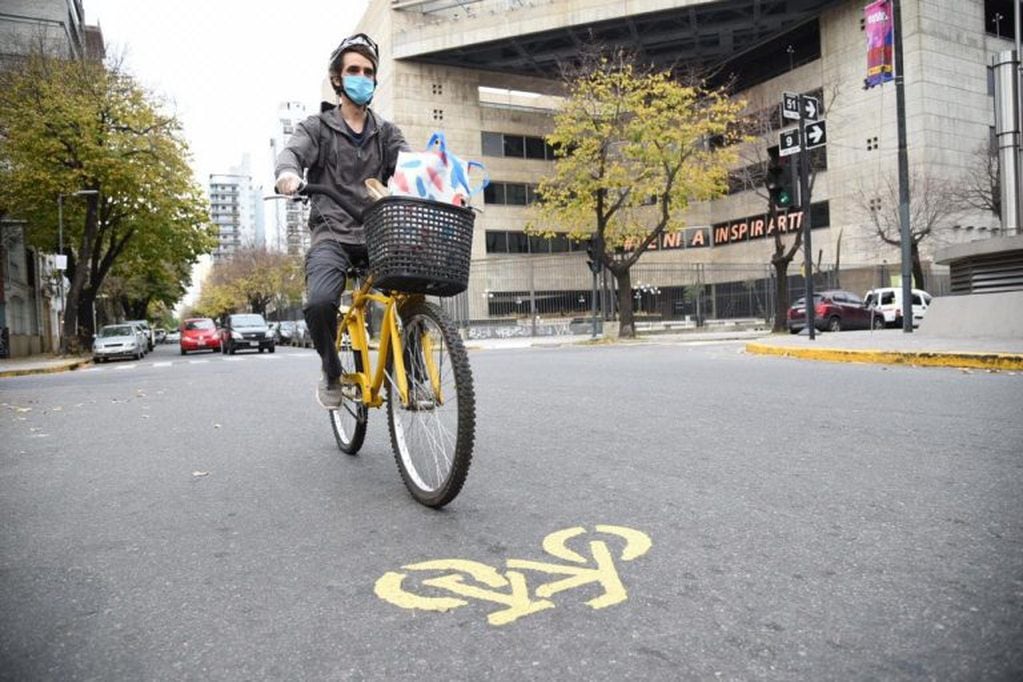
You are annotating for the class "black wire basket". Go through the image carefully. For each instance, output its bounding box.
[362,196,476,296]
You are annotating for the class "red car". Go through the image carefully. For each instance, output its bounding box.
[787,289,885,333]
[180,317,221,354]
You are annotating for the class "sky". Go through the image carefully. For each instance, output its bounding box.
[84,0,370,188]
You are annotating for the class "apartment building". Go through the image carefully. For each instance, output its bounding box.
[267,100,312,255]
[208,161,263,260]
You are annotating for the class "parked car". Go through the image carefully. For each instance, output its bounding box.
[125,319,155,351]
[275,320,298,345]
[864,287,932,328]
[165,329,181,344]
[128,323,149,355]
[291,320,312,348]
[787,289,885,333]
[180,317,221,354]
[220,313,275,354]
[93,323,144,362]
[154,328,167,344]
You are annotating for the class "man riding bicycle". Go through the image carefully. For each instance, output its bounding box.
[274,33,410,409]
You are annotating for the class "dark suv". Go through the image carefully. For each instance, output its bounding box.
[787,289,885,333]
[220,313,275,354]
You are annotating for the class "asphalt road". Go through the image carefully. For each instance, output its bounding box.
[2,340,1021,680]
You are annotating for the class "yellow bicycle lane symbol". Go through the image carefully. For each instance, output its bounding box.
[374,525,652,626]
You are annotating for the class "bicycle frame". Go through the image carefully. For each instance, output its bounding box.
[336,279,443,410]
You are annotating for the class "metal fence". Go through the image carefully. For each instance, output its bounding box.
[439,255,951,338]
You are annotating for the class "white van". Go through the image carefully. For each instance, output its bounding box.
[863,287,932,328]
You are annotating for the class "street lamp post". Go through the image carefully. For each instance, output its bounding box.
[57,190,99,351]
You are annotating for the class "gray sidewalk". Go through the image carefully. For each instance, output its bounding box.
[0,354,93,379]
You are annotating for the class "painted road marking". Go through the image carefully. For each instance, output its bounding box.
[153,362,172,368]
[374,525,651,626]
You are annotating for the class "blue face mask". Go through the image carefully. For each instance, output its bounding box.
[342,75,375,105]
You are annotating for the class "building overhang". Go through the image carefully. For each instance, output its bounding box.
[391,0,845,82]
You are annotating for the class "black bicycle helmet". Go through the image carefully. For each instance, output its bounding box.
[328,33,379,75]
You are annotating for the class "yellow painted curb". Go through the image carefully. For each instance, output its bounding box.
[745,342,1023,371]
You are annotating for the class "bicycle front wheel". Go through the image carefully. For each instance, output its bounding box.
[386,300,475,508]
[329,327,367,455]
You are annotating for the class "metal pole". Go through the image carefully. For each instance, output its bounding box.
[57,194,64,352]
[893,0,914,332]
[1016,0,1023,234]
[590,270,598,338]
[798,99,815,340]
[994,50,1022,235]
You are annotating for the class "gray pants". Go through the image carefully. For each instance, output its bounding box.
[304,240,368,381]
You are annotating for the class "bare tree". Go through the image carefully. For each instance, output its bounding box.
[855,170,960,289]
[953,140,1000,219]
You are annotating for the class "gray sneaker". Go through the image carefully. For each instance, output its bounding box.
[316,379,344,410]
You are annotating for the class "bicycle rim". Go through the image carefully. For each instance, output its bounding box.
[386,301,475,507]
[329,328,367,455]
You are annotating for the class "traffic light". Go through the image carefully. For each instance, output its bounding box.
[585,236,602,273]
[766,147,794,210]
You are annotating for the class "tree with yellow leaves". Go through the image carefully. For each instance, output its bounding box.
[530,55,746,338]
[0,48,215,353]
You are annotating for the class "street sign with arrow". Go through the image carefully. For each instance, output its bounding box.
[804,120,827,149]
[801,95,820,121]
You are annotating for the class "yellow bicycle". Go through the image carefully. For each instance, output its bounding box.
[295,184,476,508]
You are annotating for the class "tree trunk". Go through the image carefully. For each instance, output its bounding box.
[911,241,925,290]
[613,268,635,338]
[77,289,96,348]
[771,259,790,333]
[60,199,98,355]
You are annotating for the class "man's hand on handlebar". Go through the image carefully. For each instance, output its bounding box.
[275,172,303,196]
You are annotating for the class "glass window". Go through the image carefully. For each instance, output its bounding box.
[482,132,504,156]
[525,185,539,205]
[508,232,529,253]
[484,182,505,205]
[485,231,507,253]
[505,184,527,205]
[881,291,895,304]
[911,294,923,305]
[549,234,569,253]
[525,136,547,159]
[503,135,525,158]
[528,235,549,254]
[545,142,557,160]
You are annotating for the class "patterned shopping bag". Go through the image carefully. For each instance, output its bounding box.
[389,132,488,206]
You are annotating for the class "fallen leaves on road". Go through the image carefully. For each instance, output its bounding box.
[192,470,209,478]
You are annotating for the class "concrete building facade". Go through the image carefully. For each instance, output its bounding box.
[349,0,1012,323]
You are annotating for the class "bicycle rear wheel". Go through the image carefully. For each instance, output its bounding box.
[329,327,367,455]
[386,300,475,508]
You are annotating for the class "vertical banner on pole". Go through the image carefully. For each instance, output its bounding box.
[865,0,894,88]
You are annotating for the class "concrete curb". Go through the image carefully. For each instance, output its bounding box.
[0,358,93,379]
[744,342,1023,371]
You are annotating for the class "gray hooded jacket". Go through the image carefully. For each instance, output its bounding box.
[275,107,409,247]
